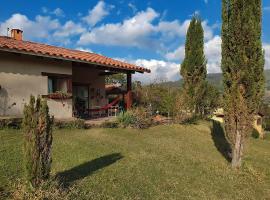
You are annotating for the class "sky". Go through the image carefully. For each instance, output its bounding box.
[0,0,269,83]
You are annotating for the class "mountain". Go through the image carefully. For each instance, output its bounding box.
[160,69,270,92]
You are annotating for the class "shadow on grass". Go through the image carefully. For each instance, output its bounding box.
[56,153,123,188]
[211,120,232,162]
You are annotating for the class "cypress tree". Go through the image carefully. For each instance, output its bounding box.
[23,95,54,187]
[180,16,207,115]
[221,0,264,168]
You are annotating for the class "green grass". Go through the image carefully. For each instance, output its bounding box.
[1,121,270,199]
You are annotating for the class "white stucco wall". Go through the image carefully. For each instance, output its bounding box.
[0,52,73,119]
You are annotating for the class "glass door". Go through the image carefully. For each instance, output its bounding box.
[73,85,89,118]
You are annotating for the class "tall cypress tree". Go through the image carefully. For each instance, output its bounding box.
[221,0,264,168]
[23,96,54,187]
[181,16,207,115]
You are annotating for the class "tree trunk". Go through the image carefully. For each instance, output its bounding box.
[231,130,243,168]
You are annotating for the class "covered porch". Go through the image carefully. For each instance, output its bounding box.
[45,61,139,120]
[72,62,135,119]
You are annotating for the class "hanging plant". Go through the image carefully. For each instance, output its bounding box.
[47,91,72,99]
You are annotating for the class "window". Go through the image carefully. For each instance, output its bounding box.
[48,77,72,94]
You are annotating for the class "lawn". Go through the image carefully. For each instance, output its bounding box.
[1,121,270,199]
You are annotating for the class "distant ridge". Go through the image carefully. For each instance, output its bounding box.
[159,69,270,91]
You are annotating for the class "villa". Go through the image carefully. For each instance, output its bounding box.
[0,29,150,119]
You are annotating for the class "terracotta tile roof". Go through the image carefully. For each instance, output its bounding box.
[0,36,150,73]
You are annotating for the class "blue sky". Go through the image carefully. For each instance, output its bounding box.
[0,0,269,83]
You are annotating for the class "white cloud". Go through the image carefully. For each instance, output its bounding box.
[128,3,137,14]
[82,1,112,26]
[165,36,270,75]
[165,45,185,61]
[127,59,180,84]
[78,7,216,54]
[75,47,93,53]
[0,13,60,40]
[204,36,221,73]
[201,21,215,40]
[156,20,190,38]
[52,8,65,17]
[157,19,216,43]
[264,44,270,69]
[53,20,85,38]
[78,8,159,47]
[41,7,65,17]
[165,36,221,73]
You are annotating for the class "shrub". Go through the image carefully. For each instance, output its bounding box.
[180,115,201,125]
[139,83,178,116]
[117,111,135,128]
[263,118,270,131]
[117,107,152,129]
[251,128,260,139]
[173,94,194,123]
[69,119,85,129]
[131,107,152,129]
[100,120,119,128]
[22,95,54,188]
[54,119,86,129]
[0,118,22,129]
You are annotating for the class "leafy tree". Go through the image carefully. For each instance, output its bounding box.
[106,73,127,86]
[221,0,264,168]
[180,16,207,115]
[200,82,221,116]
[23,96,54,187]
[140,83,178,116]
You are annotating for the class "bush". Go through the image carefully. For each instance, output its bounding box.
[117,107,152,129]
[100,120,119,128]
[54,119,86,129]
[0,118,22,129]
[138,83,179,116]
[173,94,194,123]
[263,118,270,131]
[69,119,85,129]
[251,128,260,139]
[131,107,152,129]
[180,115,200,125]
[117,111,135,128]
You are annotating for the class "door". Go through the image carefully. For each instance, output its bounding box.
[73,85,89,117]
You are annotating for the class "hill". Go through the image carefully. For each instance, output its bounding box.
[160,69,270,92]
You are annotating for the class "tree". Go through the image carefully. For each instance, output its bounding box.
[200,82,221,115]
[221,0,264,168]
[106,73,127,86]
[23,96,54,187]
[180,16,207,116]
[140,83,178,116]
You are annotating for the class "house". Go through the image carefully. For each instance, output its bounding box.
[212,108,264,138]
[0,29,150,119]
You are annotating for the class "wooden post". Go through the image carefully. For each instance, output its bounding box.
[126,73,132,110]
